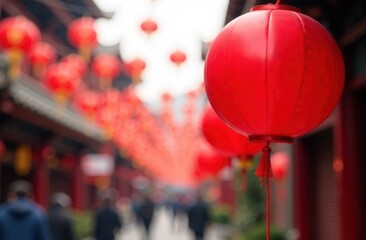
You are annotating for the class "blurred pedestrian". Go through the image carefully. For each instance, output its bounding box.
[0,180,52,240]
[136,194,155,240]
[187,194,210,240]
[116,197,135,226]
[169,195,187,232]
[48,192,76,240]
[94,189,123,240]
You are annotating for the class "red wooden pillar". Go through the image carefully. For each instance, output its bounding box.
[72,155,86,210]
[293,139,312,240]
[32,149,49,208]
[337,86,360,240]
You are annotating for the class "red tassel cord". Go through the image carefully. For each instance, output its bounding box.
[255,143,273,240]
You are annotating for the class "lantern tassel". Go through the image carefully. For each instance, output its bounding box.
[255,143,273,240]
[255,144,273,181]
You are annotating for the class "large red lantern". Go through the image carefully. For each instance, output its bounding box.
[67,17,97,62]
[170,50,186,67]
[91,54,120,89]
[125,58,146,85]
[28,41,56,78]
[43,62,81,106]
[204,3,344,239]
[0,16,41,79]
[140,18,158,36]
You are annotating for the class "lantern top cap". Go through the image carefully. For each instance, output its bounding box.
[251,4,301,13]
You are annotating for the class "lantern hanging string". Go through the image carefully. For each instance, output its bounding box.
[255,142,273,240]
[276,0,281,5]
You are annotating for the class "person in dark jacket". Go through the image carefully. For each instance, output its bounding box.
[48,192,76,240]
[136,195,155,240]
[187,194,210,240]
[94,189,122,240]
[0,180,52,240]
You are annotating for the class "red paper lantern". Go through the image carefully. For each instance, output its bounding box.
[125,58,146,84]
[196,140,231,177]
[28,41,57,78]
[140,18,158,36]
[61,54,87,78]
[170,50,186,67]
[204,3,344,238]
[205,5,344,143]
[271,151,289,181]
[43,62,81,105]
[0,16,41,79]
[91,54,120,89]
[202,103,263,191]
[201,104,263,157]
[73,90,102,119]
[205,3,344,175]
[67,17,97,61]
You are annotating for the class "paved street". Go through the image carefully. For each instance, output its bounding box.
[118,207,225,240]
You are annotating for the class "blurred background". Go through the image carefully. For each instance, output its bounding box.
[0,0,365,240]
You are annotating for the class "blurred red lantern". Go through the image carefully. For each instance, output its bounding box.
[196,140,231,178]
[61,54,87,78]
[140,18,158,36]
[91,54,120,89]
[0,16,41,79]
[201,103,263,157]
[202,103,263,191]
[125,58,146,84]
[67,17,97,62]
[271,151,289,181]
[28,41,56,78]
[204,3,344,238]
[170,50,186,67]
[73,89,102,120]
[43,62,81,106]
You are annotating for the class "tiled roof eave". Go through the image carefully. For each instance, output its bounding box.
[2,75,105,142]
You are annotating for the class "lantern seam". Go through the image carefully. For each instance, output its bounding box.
[265,10,273,135]
[279,11,307,136]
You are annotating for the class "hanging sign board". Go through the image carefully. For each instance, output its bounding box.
[81,154,114,177]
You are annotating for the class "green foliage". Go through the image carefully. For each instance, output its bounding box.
[233,156,285,240]
[234,157,265,231]
[71,210,93,240]
[245,223,286,240]
[210,203,231,224]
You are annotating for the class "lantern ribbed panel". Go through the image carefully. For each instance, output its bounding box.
[205,7,344,139]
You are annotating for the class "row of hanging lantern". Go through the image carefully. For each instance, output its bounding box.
[0,15,186,85]
[139,2,187,68]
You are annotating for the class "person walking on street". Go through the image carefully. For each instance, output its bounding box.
[94,189,123,240]
[136,194,155,240]
[48,192,76,240]
[0,180,52,240]
[187,194,211,240]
